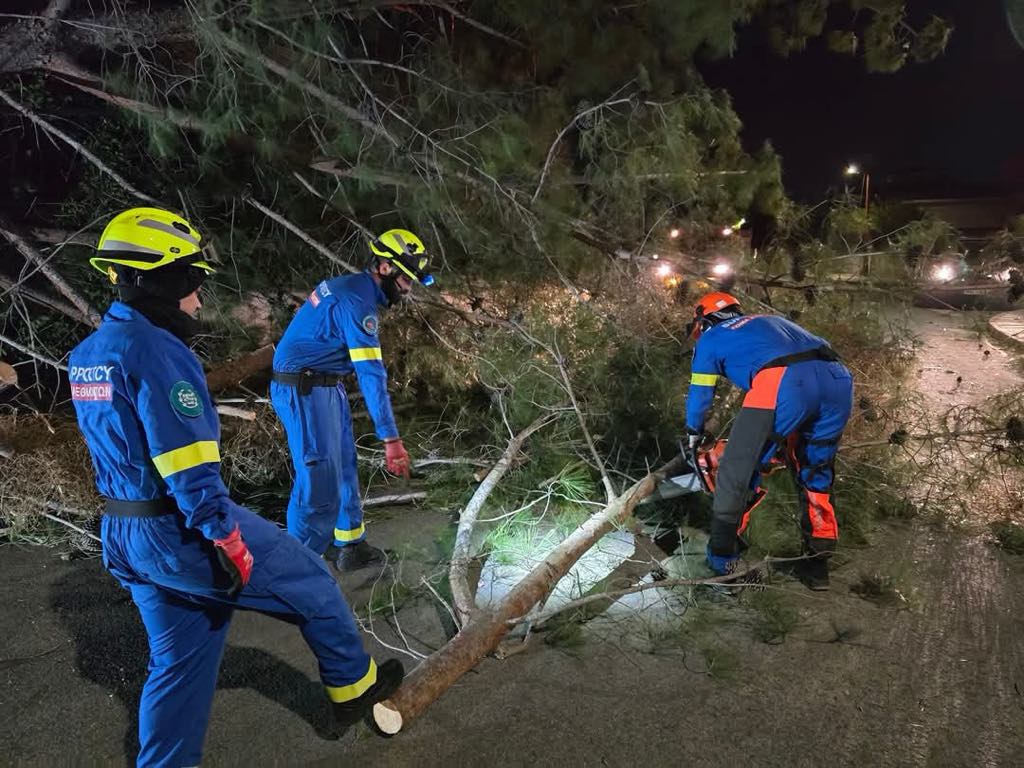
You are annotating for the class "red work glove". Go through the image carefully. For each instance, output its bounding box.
[384,438,411,479]
[213,524,254,596]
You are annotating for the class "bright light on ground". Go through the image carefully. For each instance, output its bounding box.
[669,228,681,239]
[721,227,733,237]
[845,163,860,175]
[711,262,732,276]
[655,263,673,278]
[932,264,955,282]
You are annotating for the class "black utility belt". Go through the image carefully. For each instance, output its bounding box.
[272,370,344,395]
[760,346,840,371]
[104,497,177,517]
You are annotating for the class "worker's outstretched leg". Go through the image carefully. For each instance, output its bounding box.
[138,507,405,734]
[130,583,232,768]
[271,381,344,555]
[230,508,404,725]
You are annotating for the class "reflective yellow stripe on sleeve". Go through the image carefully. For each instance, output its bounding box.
[326,659,378,703]
[350,347,383,362]
[152,440,221,478]
[334,523,366,542]
[690,373,719,387]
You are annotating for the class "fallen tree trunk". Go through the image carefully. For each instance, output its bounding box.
[372,453,685,735]
[205,344,275,393]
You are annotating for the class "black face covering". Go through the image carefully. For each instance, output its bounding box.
[114,263,206,342]
[379,270,406,307]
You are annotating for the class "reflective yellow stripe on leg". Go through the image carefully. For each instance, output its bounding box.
[326,659,377,703]
[334,523,366,542]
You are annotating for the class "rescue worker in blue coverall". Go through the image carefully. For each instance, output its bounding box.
[270,229,433,571]
[684,292,854,590]
[69,208,403,768]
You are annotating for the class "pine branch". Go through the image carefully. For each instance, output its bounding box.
[0,87,157,205]
[0,272,92,326]
[217,34,397,146]
[532,96,634,203]
[54,73,212,132]
[431,2,526,49]
[0,215,100,327]
[242,193,360,274]
[449,412,558,626]
[0,331,68,371]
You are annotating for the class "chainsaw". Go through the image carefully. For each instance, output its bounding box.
[639,438,787,511]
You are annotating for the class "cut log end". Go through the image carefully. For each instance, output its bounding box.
[371,701,403,736]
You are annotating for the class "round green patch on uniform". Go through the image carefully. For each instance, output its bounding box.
[170,380,204,417]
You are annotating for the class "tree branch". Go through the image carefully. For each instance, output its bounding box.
[242,194,361,274]
[532,96,634,202]
[54,73,212,132]
[0,87,158,204]
[0,271,93,326]
[0,331,68,371]
[507,556,810,627]
[449,412,557,627]
[0,215,100,327]
[217,34,397,146]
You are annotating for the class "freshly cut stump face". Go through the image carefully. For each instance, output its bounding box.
[372,701,403,735]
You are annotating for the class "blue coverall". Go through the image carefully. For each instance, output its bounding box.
[70,301,377,768]
[686,314,854,554]
[271,272,399,554]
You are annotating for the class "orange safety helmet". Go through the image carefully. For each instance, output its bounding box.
[686,291,741,340]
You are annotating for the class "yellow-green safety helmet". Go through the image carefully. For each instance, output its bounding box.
[90,207,215,281]
[368,228,434,286]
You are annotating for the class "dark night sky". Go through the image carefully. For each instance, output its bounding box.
[701,0,1024,201]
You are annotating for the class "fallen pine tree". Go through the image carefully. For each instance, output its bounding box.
[371,453,684,735]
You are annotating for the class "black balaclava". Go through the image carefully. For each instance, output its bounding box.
[114,261,207,342]
[373,260,406,307]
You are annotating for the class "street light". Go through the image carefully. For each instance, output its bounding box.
[843,163,870,214]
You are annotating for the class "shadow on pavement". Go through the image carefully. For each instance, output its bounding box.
[50,564,336,761]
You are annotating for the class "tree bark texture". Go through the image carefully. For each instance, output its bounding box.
[205,344,275,393]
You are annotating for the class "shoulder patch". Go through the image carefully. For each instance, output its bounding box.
[170,380,204,418]
[361,315,379,335]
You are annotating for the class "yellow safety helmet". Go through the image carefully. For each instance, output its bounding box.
[90,207,215,281]
[368,228,434,286]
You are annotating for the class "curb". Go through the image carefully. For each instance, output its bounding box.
[988,311,1024,348]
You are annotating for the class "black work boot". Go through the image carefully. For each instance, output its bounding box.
[798,554,830,591]
[332,659,405,729]
[332,540,387,572]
